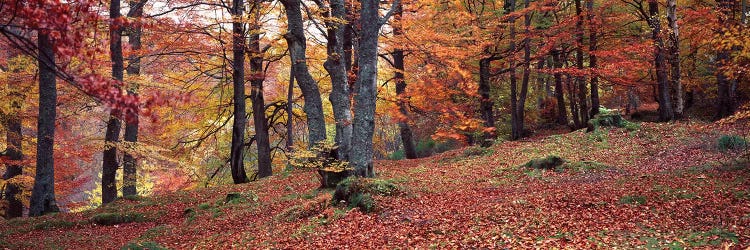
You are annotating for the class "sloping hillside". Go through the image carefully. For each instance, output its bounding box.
[2,121,749,249]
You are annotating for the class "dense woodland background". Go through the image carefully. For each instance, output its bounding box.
[0,0,749,247]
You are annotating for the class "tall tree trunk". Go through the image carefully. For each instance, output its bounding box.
[535,58,546,110]
[715,0,736,119]
[122,0,145,197]
[29,32,60,216]
[392,2,419,156]
[666,0,683,118]
[323,0,354,160]
[506,0,520,140]
[648,0,674,122]
[567,73,581,129]
[3,49,24,218]
[351,0,389,177]
[281,0,327,147]
[249,4,273,178]
[575,0,589,125]
[587,0,600,117]
[516,0,532,139]
[286,73,294,151]
[230,0,249,184]
[103,0,124,204]
[552,49,568,125]
[478,57,495,147]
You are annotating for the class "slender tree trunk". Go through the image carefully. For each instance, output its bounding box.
[648,0,674,121]
[281,0,327,147]
[535,58,546,110]
[249,5,273,178]
[506,0,520,140]
[478,57,495,147]
[715,0,736,119]
[666,0,683,118]
[29,32,60,216]
[286,73,294,151]
[587,0,600,117]
[3,52,24,218]
[351,0,388,177]
[103,0,124,204]
[575,0,589,125]
[516,0,532,139]
[392,2,419,156]
[567,73,581,129]
[323,0,354,160]
[552,49,567,125]
[230,0,249,184]
[122,0,145,197]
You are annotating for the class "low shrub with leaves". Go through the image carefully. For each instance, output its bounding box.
[288,141,352,188]
[717,135,748,152]
[523,155,566,170]
[332,177,400,213]
[91,212,149,226]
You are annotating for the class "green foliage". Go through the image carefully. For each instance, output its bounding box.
[462,146,493,157]
[415,138,457,158]
[121,241,169,250]
[618,195,647,205]
[225,192,259,205]
[523,155,565,170]
[347,193,375,212]
[388,149,405,160]
[91,212,148,225]
[332,177,400,213]
[287,141,351,172]
[33,219,78,230]
[717,135,748,152]
[562,161,610,172]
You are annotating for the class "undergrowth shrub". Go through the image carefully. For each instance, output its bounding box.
[288,141,352,188]
[121,241,168,250]
[332,177,399,213]
[33,219,79,230]
[717,135,748,152]
[587,108,640,132]
[91,212,148,226]
[415,138,458,158]
[523,155,565,170]
[462,146,493,157]
[562,161,610,172]
[619,195,647,205]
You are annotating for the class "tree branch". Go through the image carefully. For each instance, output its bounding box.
[379,0,401,26]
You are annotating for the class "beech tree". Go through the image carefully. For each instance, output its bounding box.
[281,0,327,147]
[351,0,399,177]
[102,0,124,204]
[29,31,60,217]
[229,0,250,184]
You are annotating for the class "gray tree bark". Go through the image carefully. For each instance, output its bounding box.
[103,0,124,204]
[350,0,397,177]
[320,0,354,160]
[647,0,674,121]
[552,49,568,125]
[123,0,146,197]
[230,0,250,184]
[29,32,60,216]
[506,0,520,140]
[281,0,327,147]
[478,57,496,147]
[574,0,589,124]
[249,3,273,178]
[666,0,683,118]
[588,0,600,117]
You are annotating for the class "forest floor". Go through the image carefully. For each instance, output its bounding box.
[1,119,750,249]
